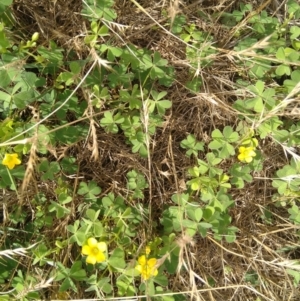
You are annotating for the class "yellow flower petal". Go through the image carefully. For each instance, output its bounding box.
[249,150,256,157]
[238,153,245,161]
[97,242,107,252]
[135,265,142,273]
[87,237,98,247]
[95,251,105,263]
[82,238,107,265]
[152,269,158,277]
[238,146,256,163]
[138,255,146,266]
[147,258,157,268]
[82,245,92,255]
[86,254,97,265]
[2,153,21,170]
[142,271,150,280]
[245,156,253,163]
[136,256,158,280]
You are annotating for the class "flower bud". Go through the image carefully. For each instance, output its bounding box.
[31,32,39,42]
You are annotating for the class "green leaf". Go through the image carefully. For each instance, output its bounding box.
[219,143,235,159]
[69,61,81,74]
[225,232,236,243]
[0,91,11,104]
[0,70,12,87]
[151,90,167,101]
[66,220,79,234]
[67,220,89,246]
[1,0,13,5]
[69,227,87,246]
[153,274,168,286]
[288,205,300,224]
[13,91,33,109]
[108,248,126,269]
[38,159,61,181]
[116,274,136,296]
[157,99,172,114]
[148,90,172,114]
[284,70,300,92]
[60,157,77,175]
[91,21,99,34]
[123,268,140,278]
[100,111,124,133]
[198,222,212,237]
[206,152,222,166]
[131,139,148,157]
[58,193,72,205]
[171,193,189,205]
[82,0,117,21]
[287,268,300,287]
[108,46,123,57]
[70,262,86,281]
[211,129,223,139]
[181,219,198,236]
[0,31,10,49]
[185,77,202,92]
[276,47,286,61]
[188,166,200,177]
[208,140,223,149]
[231,176,244,188]
[55,262,69,279]
[258,117,282,138]
[181,134,204,157]
[164,252,179,274]
[292,39,300,51]
[93,220,104,237]
[85,209,100,221]
[145,279,156,296]
[290,25,300,39]
[77,181,101,201]
[86,276,112,293]
[55,124,89,144]
[254,80,265,95]
[153,51,168,66]
[223,126,239,142]
[187,178,201,191]
[171,15,186,34]
[285,47,299,62]
[186,205,203,222]
[84,34,97,45]
[59,277,76,292]
[101,193,115,207]
[197,160,209,174]
[48,201,71,218]
[203,206,215,221]
[250,61,271,78]
[253,97,264,113]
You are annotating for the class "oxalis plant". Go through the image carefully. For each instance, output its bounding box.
[1,0,300,300]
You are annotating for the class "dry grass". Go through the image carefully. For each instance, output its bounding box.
[1,0,300,300]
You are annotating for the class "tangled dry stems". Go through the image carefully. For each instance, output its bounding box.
[2,0,299,300]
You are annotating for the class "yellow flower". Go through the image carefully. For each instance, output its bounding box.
[82,238,107,265]
[135,255,158,280]
[2,153,21,169]
[238,146,256,163]
[145,246,151,255]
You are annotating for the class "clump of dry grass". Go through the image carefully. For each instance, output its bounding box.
[12,0,83,45]
[3,0,300,300]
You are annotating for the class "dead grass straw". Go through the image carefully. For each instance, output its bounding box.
[3,0,300,300]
